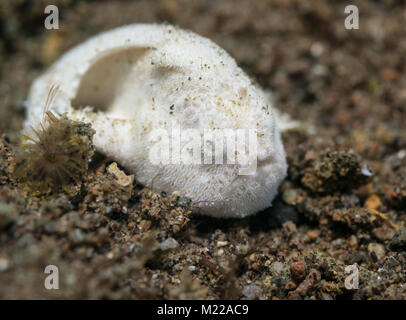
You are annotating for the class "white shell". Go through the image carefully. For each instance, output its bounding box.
[24,24,287,218]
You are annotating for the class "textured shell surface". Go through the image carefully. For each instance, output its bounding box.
[25,23,288,218]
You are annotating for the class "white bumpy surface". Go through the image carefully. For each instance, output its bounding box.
[24,24,287,218]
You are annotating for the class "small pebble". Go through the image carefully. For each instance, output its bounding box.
[107,162,134,187]
[159,237,179,250]
[365,195,382,211]
[389,228,406,252]
[307,230,319,241]
[282,189,298,205]
[290,260,307,283]
[0,258,9,271]
[216,241,228,247]
[282,221,297,237]
[373,226,395,242]
[242,284,262,299]
[397,150,406,159]
[368,243,386,261]
[361,164,373,177]
[270,261,285,274]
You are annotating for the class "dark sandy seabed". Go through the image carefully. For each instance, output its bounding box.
[0,0,406,300]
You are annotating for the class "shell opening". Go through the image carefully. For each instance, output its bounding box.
[71,46,150,115]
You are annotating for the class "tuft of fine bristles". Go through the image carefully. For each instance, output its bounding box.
[14,86,95,194]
